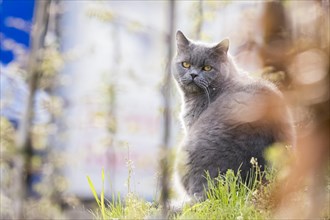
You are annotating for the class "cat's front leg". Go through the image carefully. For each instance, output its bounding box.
[185,170,208,202]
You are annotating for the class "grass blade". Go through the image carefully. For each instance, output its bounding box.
[87,176,101,207]
[101,169,106,219]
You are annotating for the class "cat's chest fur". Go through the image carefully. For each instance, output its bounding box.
[181,86,234,131]
[182,94,210,130]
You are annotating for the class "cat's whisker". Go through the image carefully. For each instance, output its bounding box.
[198,81,211,105]
[203,86,211,106]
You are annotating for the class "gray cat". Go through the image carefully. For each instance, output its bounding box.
[172,31,294,201]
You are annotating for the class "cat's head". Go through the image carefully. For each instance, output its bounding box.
[172,30,229,94]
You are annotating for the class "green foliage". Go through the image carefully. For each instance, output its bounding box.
[87,170,156,219]
[88,162,275,220]
[177,163,273,220]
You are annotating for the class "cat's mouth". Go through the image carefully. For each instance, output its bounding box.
[181,79,208,93]
[180,79,201,92]
[180,79,211,104]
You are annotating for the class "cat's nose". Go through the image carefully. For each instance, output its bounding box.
[190,73,198,79]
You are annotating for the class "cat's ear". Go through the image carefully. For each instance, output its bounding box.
[176,30,190,50]
[214,38,229,54]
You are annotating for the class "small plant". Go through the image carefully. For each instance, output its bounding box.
[87,169,156,219]
[87,143,159,219]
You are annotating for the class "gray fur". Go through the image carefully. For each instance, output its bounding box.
[172,31,294,201]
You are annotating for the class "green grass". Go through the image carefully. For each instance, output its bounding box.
[87,160,274,220]
[176,168,271,220]
[87,168,158,219]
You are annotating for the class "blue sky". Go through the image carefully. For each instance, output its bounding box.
[0,0,35,64]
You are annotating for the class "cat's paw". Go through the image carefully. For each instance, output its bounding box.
[193,192,205,203]
[169,196,192,214]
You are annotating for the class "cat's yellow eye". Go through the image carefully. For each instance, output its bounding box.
[182,62,191,68]
[203,65,212,71]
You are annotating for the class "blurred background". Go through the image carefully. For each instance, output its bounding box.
[0,0,329,219]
